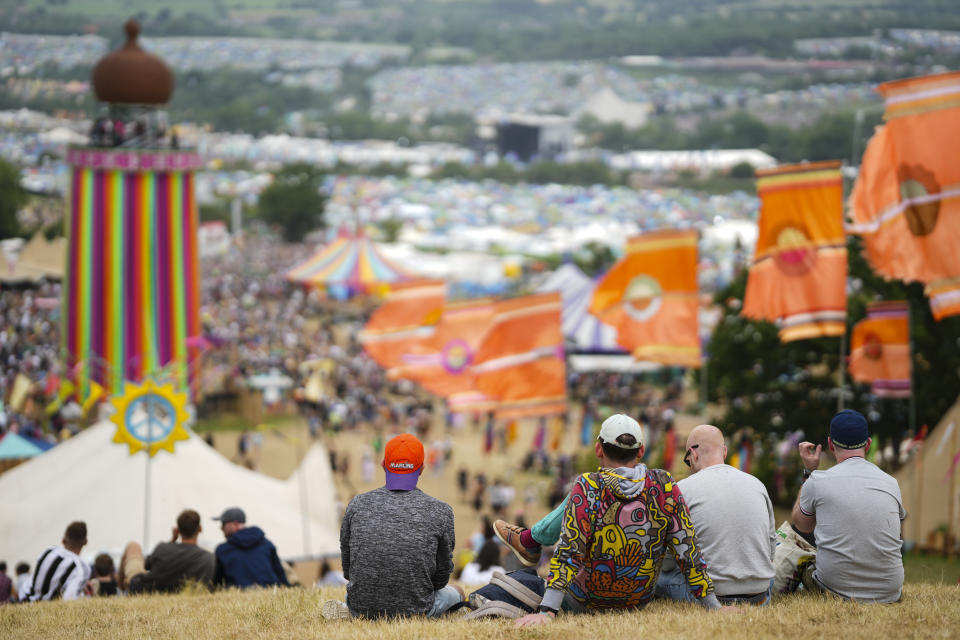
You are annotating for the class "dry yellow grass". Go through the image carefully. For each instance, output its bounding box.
[2,583,958,640]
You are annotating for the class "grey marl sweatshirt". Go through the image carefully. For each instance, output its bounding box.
[340,486,455,617]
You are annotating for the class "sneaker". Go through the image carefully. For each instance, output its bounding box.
[468,591,490,610]
[321,599,351,620]
[493,519,541,567]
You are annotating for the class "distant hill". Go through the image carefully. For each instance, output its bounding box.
[1,0,958,60]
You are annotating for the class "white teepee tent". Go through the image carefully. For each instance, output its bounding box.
[0,422,341,566]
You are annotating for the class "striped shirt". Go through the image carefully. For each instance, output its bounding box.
[19,546,90,602]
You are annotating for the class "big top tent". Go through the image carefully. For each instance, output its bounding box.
[538,263,621,353]
[285,231,417,295]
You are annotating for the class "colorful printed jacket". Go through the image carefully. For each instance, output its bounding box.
[543,464,716,611]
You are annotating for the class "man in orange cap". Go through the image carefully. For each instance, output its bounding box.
[322,433,463,619]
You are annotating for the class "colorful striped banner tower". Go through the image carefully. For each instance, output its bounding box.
[63,20,202,398]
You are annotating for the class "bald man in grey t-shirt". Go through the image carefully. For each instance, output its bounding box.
[657,425,776,604]
[792,410,906,603]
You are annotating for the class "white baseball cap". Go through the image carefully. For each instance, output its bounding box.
[598,414,644,449]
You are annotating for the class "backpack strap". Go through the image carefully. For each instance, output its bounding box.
[489,571,543,610]
[464,600,527,620]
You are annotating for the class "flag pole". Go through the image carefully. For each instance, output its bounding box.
[839,109,865,414]
[907,300,916,436]
[906,299,920,546]
[949,420,959,558]
[837,332,846,412]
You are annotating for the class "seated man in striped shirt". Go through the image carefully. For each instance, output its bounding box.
[19,521,91,602]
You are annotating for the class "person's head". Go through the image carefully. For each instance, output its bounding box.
[684,424,727,472]
[828,410,871,461]
[177,509,202,542]
[0,561,6,573]
[481,515,494,540]
[93,553,114,579]
[476,539,501,572]
[595,414,645,467]
[382,433,424,491]
[15,562,29,576]
[62,521,87,553]
[318,560,332,579]
[213,507,246,538]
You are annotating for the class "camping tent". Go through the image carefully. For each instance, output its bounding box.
[0,432,44,459]
[538,263,621,353]
[895,398,960,550]
[285,232,416,295]
[0,421,341,566]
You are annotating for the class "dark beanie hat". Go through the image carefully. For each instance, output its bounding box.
[830,410,870,449]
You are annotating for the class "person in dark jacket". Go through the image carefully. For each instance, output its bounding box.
[212,507,289,589]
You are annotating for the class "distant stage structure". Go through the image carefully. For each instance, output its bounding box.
[64,19,202,398]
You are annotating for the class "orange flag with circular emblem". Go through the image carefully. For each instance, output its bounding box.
[590,229,700,366]
[742,161,847,342]
[849,72,960,320]
[359,279,446,370]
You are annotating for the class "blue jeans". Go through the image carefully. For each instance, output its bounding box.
[655,568,772,606]
[345,585,462,618]
[531,497,568,546]
[427,585,463,617]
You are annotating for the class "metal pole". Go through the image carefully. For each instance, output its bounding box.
[838,332,846,412]
[838,108,865,414]
[143,400,153,551]
[949,419,959,558]
[850,108,865,167]
[231,197,243,241]
[908,301,916,435]
[298,438,312,558]
[907,300,919,545]
[700,356,708,413]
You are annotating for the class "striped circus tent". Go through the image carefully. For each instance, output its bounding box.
[537,263,621,353]
[286,232,417,294]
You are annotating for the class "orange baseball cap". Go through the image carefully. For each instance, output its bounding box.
[382,433,424,490]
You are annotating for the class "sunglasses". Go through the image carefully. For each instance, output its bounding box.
[683,444,699,468]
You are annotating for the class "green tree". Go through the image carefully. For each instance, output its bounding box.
[729,162,756,179]
[257,164,327,242]
[0,159,27,239]
[702,236,960,457]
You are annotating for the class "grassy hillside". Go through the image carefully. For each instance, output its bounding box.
[1,582,958,640]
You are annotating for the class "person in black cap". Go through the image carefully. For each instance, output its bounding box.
[212,507,289,589]
[791,409,906,603]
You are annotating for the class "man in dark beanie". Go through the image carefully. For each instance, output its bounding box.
[791,410,906,603]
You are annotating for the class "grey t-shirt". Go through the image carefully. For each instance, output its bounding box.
[667,464,776,596]
[341,486,455,617]
[798,456,906,603]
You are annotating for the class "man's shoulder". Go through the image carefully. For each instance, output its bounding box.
[399,488,454,516]
[646,467,676,487]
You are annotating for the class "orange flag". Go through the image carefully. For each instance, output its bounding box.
[389,299,496,399]
[472,292,566,419]
[849,301,911,398]
[359,279,446,370]
[742,161,847,342]
[848,72,960,320]
[590,229,700,366]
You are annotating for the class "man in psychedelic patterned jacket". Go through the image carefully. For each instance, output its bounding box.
[514,415,731,628]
